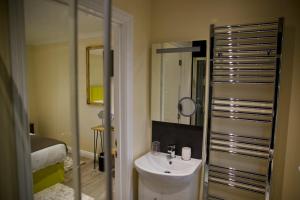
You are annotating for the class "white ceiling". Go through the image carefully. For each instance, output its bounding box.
[25,0,103,45]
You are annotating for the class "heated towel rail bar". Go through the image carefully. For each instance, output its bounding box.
[206,18,283,200]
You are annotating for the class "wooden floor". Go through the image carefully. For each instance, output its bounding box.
[64,156,113,200]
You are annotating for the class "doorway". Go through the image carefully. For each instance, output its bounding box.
[10,0,134,199]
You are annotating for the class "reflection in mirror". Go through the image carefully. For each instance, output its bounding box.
[86,46,104,104]
[191,58,206,126]
[151,41,206,126]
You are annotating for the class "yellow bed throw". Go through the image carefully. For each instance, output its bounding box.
[33,162,64,193]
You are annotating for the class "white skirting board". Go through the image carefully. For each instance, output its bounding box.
[67,146,95,159]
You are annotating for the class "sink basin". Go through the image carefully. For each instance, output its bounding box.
[135,152,201,185]
[135,152,202,200]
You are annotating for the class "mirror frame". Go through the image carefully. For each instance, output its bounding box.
[86,45,104,105]
[178,97,196,117]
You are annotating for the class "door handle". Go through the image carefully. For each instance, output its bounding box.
[115,139,118,158]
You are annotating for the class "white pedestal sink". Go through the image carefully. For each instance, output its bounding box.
[135,152,202,200]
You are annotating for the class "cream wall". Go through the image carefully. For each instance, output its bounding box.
[151,0,300,199]
[27,37,107,153]
[112,1,152,199]
[113,0,152,158]
[280,11,300,200]
[27,42,72,145]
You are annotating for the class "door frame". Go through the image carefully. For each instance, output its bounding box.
[10,0,134,199]
[76,1,134,199]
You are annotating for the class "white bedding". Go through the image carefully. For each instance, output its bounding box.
[31,144,67,172]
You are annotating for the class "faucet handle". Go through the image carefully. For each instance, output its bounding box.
[167,145,176,158]
[167,144,176,151]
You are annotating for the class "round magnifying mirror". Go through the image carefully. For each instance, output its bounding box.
[178,97,196,117]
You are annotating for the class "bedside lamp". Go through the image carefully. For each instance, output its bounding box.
[98,110,114,125]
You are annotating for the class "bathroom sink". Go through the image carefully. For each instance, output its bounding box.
[134,152,201,188]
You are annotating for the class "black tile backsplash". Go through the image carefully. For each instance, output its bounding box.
[152,121,203,159]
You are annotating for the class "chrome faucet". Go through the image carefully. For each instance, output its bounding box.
[167,145,176,159]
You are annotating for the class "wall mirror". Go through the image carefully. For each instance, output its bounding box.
[86,45,104,105]
[151,41,207,126]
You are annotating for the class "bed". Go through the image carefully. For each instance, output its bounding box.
[31,135,67,193]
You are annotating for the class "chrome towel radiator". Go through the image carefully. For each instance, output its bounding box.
[207,19,283,200]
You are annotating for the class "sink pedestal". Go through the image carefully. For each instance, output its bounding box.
[138,169,200,200]
[138,170,200,200]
